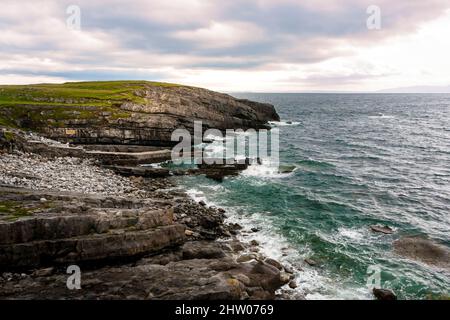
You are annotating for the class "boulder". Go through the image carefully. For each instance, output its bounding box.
[198,160,252,182]
[284,265,294,274]
[264,258,283,270]
[373,288,397,300]
[288,280,297,289]
[229,240,246,253]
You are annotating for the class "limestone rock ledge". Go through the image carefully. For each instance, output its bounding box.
[0,187,186,270]
[0,81,280,146]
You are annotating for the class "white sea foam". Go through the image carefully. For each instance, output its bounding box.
[269,120,301,126]
[337,227,366,242]
[241,165,293,179]
[241,159,296,179]
[368,114,395,119]
[203,142,226,156]
[204,133,225,141]
[140,162,162,168]
[183,184,371,300]
[185,188,207,202]
[320,227,384,247]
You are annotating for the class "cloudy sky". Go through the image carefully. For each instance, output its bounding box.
[1,0,450,92]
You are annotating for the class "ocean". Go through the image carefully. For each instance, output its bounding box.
[175,93,450,299]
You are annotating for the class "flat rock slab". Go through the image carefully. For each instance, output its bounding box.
[103,165,170,177]
[1,132,172,165]
[197,161,251,182]
[0,224,186,269]
[87,149,172,165]
[0,187,185,270]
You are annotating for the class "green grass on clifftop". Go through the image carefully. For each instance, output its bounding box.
[0,80,181,129]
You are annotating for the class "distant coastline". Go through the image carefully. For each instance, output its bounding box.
[227,85,450,95]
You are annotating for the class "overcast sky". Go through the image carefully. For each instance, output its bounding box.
[1,0,450,92]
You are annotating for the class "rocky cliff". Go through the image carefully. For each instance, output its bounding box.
[0,81,279,146]
[0,84,296,300]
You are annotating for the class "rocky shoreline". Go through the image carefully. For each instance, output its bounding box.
[1,80,447,300]
[0,129,297,300]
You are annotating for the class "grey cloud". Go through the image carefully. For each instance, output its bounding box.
[64,0,450,65]
[0,68,167,82]
[1,0,450,84]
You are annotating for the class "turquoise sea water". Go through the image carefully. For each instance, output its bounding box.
[176,93,450,299]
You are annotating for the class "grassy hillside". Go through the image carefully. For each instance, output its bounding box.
[0,80,180,128]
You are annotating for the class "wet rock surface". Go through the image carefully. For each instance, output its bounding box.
[373,288,397,300]
[196,159,256,182]
[370,225,394,234]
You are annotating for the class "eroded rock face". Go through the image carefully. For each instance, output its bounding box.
[21,85,279,146]
[0,188,186,270]
[393,236,450,269]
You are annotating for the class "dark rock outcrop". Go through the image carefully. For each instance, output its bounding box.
[370,225,394,234]
[373,288,397,300]
[236,99,280,123]
[197,158,255,181]
[173,200,226,240]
